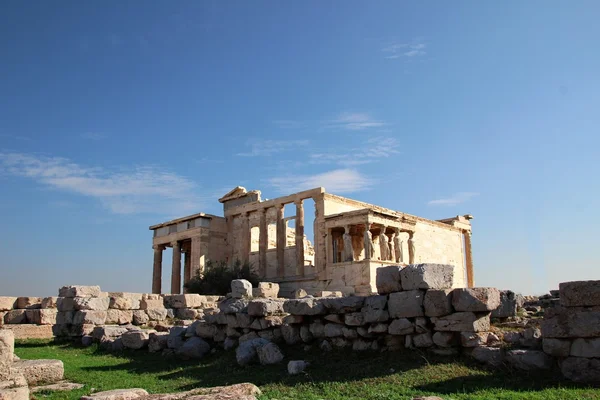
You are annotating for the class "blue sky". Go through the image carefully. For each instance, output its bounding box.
[1,1,599,297]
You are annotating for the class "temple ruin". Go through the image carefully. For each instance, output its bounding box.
[149,187,474,296]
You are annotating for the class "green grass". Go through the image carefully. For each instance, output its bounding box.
[15,339,600,400]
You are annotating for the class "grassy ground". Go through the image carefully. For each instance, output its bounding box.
[15,339,600,400]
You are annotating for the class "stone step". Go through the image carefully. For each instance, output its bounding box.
[13,359,64,386]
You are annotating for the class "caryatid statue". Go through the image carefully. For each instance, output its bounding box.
[342,227,354,262]
[393,230,403,263]
[363,225,374,259]
[379,229,390,260]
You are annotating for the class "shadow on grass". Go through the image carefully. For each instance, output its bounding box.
[78,345,595,394]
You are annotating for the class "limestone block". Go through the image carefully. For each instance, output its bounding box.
[570,338,600,357]
[431,312,490,332]
[0,298,17,312]
[58,285,101,298]
[460,332,490,347]
[309,321,325,338]
[177,336,210,359]
[560,280,600,307]
[92,326,130,341]
[247,299,284,317]
[80,389,148,400]
[282,315,304,324]
[491,290,518,318]
[0,329,15,364]
[140,299,164,310]
[506,349,553,370]
[164,294,202,309]
[368,323,388,334]
[109,297,132,310]
[167,327,187,349]
[414,317,429,333]
[357,326,375,339]
[363,309,389,324]
[219,299,249,314]
[324,323,344,337]
[106,310,133,325]
[8,324,53,339]
[194,322,216,339]
[375,266,402,294]
[388,290,425,318]
[132,310,150,325]
[72,311,107,325]
[16,297,41,310]
[561,357,600,383]
[413,332,433,348]
[323,296,365,313]
[25,309,57,325]
[3,311,26,324]
[470,346,504,366]
[452,288,500,312]
[400,264,454,290]
[288,360,309,375]
[235,337,270,366]
[433,332,456,347]
[363,295,387,310]
[316,291,343,298]
[257,342,284,365]
[344,312,365,326]
[283,298,325,316]
[231,279,253,299]
[423,289,453,317]
[0,387,29,400]
[239,332,259,343]
[388,318,414,335]
[292,289,308,299]
[31,382,85,393]
[56,297,74,312]
[73,297,110,311]
[176,309,201,320]
[145,308,168,321]
[541,307,600,338]
[40,297,59,309]
[281,324,301,344]
[122,331,150,349]
[324,314,344,324]
[13,359,64,385]
[542,338,571,357]
[255,282,280,298]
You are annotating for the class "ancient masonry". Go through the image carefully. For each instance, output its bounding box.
[2,268,600,384]
[149,186,475,296]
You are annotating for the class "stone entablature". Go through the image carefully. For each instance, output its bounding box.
[149,186,474,296]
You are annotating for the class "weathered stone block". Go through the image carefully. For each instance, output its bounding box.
[0,387,29,400]
[388,318,414,335]
[541,307,600,338]
[72,311,107,325]
[316,290,343,298]
[145,308,168,321]
[40,297,59,309]
[80,388,148,400]
[309,321,326,338]
[570,338,600,357]
[9,324,53,339]
[433,331,456,347]
[140,298,164,309]
[0,329,14,364]
[344,312,365,326]
[491,290,518,318]
[323,296,365,313]
[424,289,453,317]
[388,290,425,318]
[122,330,150,349]
[25,309,57,325]
[164,294,204,309]
[92,326,130,341]
[283,298,325,315]
[413,332,433,348]
[73,297,110,311]
[58,285,101,298]
[281,324,301,344]
[56,297,74,312]
[375,266,402,294]
[177,336,210,359]
[231,279,253,299]
[470,346,503,366]
[219,298,249,314]
[432,312,490,332]
[560,280,600,307]
[460,331,490,347]
[13,359,64,385]
[506,349,553,370]
[106,310,133,325]
[400,263,454,290]
[109,297,132,310]
[363,309,389,323]
[561,357,600,382]
[247,299,284,316]
[16,297,41,310]
[324,323,344,337]
[3,311,26,325]
[108,293,142,310]
[542,338,571,357]
[255,282,279,298]
[452,288,500,312]
[0,297,17,312]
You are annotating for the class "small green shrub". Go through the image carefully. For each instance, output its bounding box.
[184,259,259,295]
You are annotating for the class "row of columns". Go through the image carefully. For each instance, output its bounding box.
[237,199,307,279]
[152,240,193,294]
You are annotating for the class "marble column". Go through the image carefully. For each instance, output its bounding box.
[190,235,202,278]
[152,244,164,294]
[295,200,305,276]
[241,212,250,264]
[464,230,474,287]
[276,204,285,277]
[183,247,191,292]
[408,232,416,264]
[258,208,268,278]
[171,241,181,294]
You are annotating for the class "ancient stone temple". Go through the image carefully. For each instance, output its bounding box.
[149,187,474,297]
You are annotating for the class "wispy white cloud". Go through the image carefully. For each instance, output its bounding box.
[428,192,479,207]
[0,151,205,215]
[80,132,106,140]
[266,168,372,194]
[0,134,33,142]
[237,139,310,157]
[309,136,399,166]
[382,40,427,59]
[325,112,386,131]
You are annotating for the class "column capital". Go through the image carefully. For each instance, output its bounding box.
[171,241,180,248]
[294,199,304,206]
[153,244,165,251]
